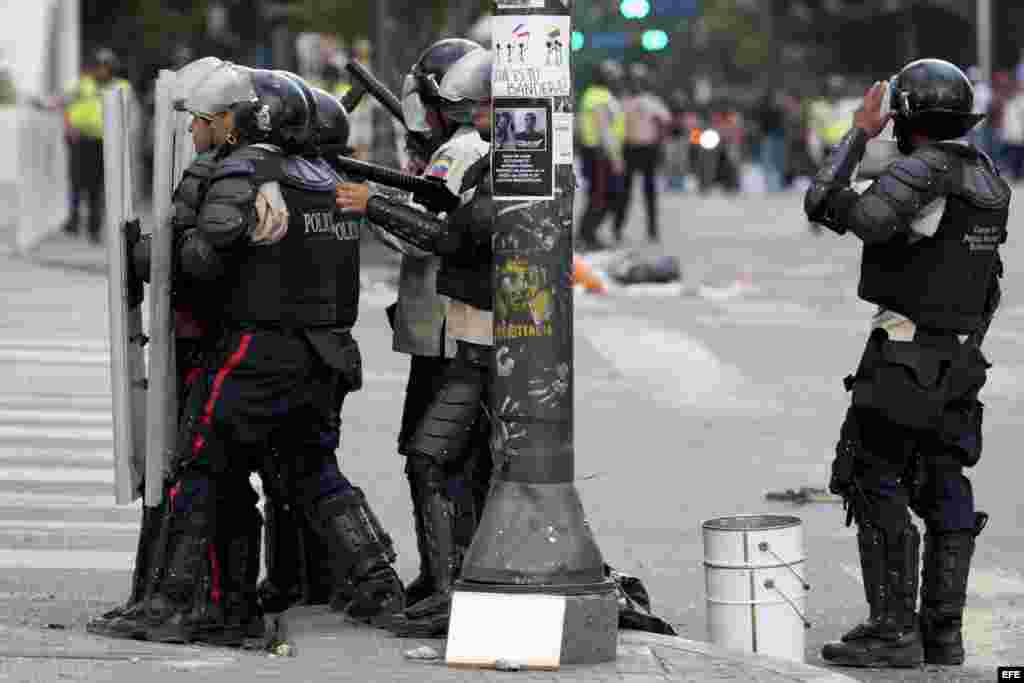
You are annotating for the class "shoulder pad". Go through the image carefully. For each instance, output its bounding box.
[211,158,256,182]
[887,146,950,193]
[182,155,219,181]
[281,156,338,192]
[955,154,1011,210]
[459,155,491,195]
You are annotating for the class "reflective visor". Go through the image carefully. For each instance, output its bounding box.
[401,73,432,133]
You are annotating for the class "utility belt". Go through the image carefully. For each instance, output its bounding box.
[873,317,969,345]
[844,328,989,465]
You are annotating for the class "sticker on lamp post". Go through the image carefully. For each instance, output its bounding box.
[493,98,555,200]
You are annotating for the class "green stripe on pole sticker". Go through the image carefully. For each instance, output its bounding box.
[498,0,545,7]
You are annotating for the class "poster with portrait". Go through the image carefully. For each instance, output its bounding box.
[492,97,554,200]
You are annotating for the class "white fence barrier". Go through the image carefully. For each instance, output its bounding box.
[0,106,70,253]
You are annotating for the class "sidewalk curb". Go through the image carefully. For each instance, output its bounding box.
[275,605,860,682]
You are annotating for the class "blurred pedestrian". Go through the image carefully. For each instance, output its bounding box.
[60,48,132,243]
[614,63,670,243]
[755,89,787,192]
[1002,79,1024,182]
[663,90,691,191]
[576,59,625,251]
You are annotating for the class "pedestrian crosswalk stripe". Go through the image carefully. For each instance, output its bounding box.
[0,339,109,352]
[0,349,110,366]
[0,519,139,532]
[0,424,112,443]
[0,466,113,484]
[0,409,112,425]
[0,549,134,570]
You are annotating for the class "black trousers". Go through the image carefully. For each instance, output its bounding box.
[67,137,105,240]
[615,144,662,241]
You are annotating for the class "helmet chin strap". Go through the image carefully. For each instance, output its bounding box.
[894,118,915,155]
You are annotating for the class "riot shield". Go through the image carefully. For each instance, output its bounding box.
[104,86,146,505]
[144,69,198,507]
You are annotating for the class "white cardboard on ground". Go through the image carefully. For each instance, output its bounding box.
[446,591,567,669]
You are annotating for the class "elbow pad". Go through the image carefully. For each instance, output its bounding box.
[366,195,443,255]
[178,228,225,282]
[804,127,869,227]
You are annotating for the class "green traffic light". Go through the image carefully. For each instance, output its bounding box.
[620,0,651,20]
[571,30,585,51]
[641,29,669,51]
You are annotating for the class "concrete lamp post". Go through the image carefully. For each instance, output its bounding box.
[445,0,619,670]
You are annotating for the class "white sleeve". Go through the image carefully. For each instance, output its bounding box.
[424,137,487,199]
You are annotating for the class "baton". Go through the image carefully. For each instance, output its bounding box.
[322,151,459,214]
[344,61,433,160]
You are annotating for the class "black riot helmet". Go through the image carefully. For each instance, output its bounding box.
[889,58,985,154]
[229,69,314,153]
[311,86,351,151]
[402,38,483,139]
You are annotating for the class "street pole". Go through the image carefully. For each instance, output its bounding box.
[447,0,618,669]
[978,0,992,84]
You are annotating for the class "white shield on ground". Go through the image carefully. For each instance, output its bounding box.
[104,85,146,505]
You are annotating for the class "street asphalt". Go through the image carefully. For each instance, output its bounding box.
[0,187,1021,681]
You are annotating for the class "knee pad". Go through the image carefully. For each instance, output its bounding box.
[290,452,353,508]
[406,455,446,493]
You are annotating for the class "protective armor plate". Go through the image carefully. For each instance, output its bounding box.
[197,177,256,248]
[281,157,337,192]
[365,195,443,254]
[405,364,485,465]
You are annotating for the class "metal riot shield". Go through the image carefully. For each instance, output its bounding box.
[144,69,198,507]
[104,86,147,505]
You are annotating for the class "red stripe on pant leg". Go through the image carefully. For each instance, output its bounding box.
[191,333,254,456]
[208,544,222,604]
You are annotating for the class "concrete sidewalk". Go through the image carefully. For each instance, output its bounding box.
[0,231,865,683]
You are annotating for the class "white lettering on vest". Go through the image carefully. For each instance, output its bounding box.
[303,211,361,241]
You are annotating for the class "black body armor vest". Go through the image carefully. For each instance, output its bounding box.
[215,148,361,328]
[858,144,1009,334]
[437,155,493,311]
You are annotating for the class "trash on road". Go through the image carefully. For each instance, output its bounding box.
[403,645,442,661]
[764,486,841,505]
[494,658,524,671]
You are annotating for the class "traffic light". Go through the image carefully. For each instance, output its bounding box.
[571,30,585,51]
[620,0,651,19]
[641,29,669,51]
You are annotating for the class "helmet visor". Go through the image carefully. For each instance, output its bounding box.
[182,62,257,119]
[438,49,492,105]
[402,73,432,134]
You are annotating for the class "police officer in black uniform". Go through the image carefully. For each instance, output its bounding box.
[805,59,1008,668]
[256,83,351,615]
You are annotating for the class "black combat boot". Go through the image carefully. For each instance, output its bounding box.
[311,487,404,624]
[141,504,227,644]
[384,480,462,637]
[87,503,165,636]
[919,512,987,665]
[403,470,435,609]
[210,508,265,648]
[822,523,923,668]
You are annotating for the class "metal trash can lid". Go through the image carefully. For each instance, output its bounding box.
[702,514,802,532]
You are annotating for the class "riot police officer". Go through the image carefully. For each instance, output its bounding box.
[87,55,232,642]
[576,59,626,251]
[255,84,350,615]
[805,59,1008,668]
[335,38,487,611]
[387,48,497,638]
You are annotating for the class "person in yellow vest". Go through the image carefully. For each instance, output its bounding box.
[62,48,131,242]
[576,59,626,252]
